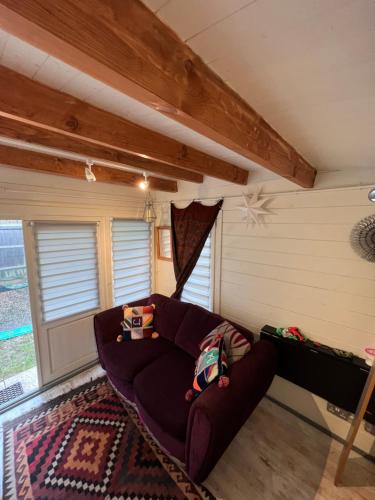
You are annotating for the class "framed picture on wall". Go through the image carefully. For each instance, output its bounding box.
[156,226,172,261]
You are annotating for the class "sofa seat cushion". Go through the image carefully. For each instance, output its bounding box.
[101,336,174,382]
[134,348,195,441]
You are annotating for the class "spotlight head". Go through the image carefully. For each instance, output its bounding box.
[369,188,375,203]
[139,172,149,190]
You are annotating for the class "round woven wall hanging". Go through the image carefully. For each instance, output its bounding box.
[350,214,375,262]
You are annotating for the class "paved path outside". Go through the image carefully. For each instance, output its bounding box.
[0,366,38,403]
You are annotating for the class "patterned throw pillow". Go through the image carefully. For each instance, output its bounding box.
[199,321,251,365]
[185,335,229,401]
[117,304,159,342]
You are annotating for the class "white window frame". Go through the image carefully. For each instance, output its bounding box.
[23,217,106,385]
[213,212,223,314]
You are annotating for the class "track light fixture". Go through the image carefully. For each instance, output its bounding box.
[137,172,156,222]
[85,159,96,182]
[139,172,149,191]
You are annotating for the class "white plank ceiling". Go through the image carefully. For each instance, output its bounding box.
[0,27,268,181]
[0,0,374,180]
[145,0,375,173]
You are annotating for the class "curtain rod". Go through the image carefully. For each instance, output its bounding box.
[161,183,374,205]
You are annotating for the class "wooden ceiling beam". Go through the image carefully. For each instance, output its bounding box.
[0,0,316,187]
[0,65,248,185]
[0,144,178,192]
[0,117,203,184]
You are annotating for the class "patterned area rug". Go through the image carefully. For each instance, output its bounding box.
[2,377,214,499]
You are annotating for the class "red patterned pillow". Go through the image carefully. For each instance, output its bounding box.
[199,321,251,365]
[185,335,229,402]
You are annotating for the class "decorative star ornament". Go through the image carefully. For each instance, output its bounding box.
[236,187,272,225]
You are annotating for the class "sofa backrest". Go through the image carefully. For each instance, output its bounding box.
[174,304,223,358]
[149,293,190,342]
[150,293,254,359]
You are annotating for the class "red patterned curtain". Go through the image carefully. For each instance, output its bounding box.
[170,200,223,299]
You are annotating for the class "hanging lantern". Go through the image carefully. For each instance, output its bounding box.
[143,191,157,223]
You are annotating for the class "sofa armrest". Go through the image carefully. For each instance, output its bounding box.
[185,339,277,482]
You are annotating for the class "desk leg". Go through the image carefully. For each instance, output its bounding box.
[335,363,375,485]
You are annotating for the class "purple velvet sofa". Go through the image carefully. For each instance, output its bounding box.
[94,293,276,482]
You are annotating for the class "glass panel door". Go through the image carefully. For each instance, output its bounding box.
[0,220,38,408]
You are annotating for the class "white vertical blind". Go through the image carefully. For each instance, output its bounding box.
[181,235,212,311]
[112,219,151,305]
[34,223,100,322]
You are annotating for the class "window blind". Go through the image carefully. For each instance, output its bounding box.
[34,223,100,322]
[181,235,212,310]
[112,219,151,306]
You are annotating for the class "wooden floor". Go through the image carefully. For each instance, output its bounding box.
[1,365,374,499]
[205,400,375,500]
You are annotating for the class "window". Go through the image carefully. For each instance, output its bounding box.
[34,223,99,322]
[0,220,25,273]
[156,226,172,261]
[181,234,213,311]
[112,219,151,305]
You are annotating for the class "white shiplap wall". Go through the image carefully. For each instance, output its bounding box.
[220,192,375,354]
[0,165,146,384]
[154,177,375,456]
[0,166,145,220]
